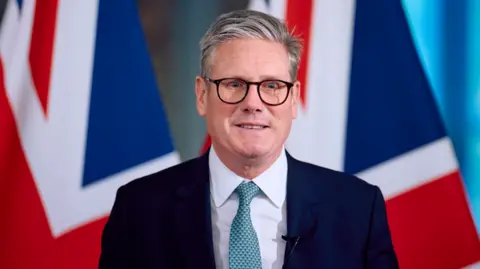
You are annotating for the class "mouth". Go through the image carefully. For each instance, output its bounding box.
[235,124,269,130]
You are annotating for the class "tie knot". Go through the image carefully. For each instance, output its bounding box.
[235,181,260,206]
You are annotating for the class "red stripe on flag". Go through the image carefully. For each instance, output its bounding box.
[0,52,17,200]
[0,60,108,269]
[200,135,211,154]
[285,0,313,107]
[29,0,59,115]
[386,171,480,268]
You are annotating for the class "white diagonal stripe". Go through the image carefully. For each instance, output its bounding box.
[463,260,480,269]
[0,0,21,65]
[56,152,180,236]
[356,137,459,199]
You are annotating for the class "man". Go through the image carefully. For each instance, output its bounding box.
[99,9,399,269]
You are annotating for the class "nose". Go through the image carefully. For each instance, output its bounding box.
[240,84,263,112]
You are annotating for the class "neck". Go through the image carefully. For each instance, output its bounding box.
[212,143,283,179]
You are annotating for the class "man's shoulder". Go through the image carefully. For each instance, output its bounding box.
[289,154,379,199]
[290,156,384,223]
[118,155,205,198]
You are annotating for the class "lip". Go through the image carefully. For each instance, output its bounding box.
[234,122,269,127]
[234,122,270,130]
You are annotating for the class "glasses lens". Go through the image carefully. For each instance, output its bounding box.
[218,78,248,103]
[259,80,289,105]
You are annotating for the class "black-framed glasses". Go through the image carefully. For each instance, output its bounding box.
[203,77,294,106]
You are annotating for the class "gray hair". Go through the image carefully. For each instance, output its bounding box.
[199,9,303,81]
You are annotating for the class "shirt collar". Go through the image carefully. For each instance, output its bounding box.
[209,146,288,208]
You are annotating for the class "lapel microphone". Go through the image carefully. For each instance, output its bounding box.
[282,235,301,266]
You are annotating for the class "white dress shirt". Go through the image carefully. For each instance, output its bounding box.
[209,146,288,269]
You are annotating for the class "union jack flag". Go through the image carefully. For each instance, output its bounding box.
[0,0,179,268]
[201,0,480,268]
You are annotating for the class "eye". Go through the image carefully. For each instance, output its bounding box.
[265,81,280,89]
[224,79,246,88]
[262,80,288,90]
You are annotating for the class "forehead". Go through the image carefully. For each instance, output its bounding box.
[209,38,290,80]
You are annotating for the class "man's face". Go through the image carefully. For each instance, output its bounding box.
[195,38,300,160]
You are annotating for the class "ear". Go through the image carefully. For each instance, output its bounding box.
[291,80,301,119]
[195,76,208,116]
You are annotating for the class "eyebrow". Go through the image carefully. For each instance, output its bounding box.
[224,75,290,81]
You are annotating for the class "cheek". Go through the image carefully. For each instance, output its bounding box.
[270,107,292,127]
[207,102,235,131]
[291,103,298,119]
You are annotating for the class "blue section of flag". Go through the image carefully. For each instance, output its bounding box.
[16,0,22,10]
[82,0,175,186]
[344,0,446,174]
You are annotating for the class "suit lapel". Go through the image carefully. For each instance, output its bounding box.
[285,152,318,237]
[173,153,216,269]
[283,152,331,268]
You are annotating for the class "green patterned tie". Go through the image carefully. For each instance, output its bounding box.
[229,181,262,269]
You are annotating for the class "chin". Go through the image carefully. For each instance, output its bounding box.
[234,143,270,159]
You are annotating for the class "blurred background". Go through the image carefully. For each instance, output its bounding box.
[0,0,479,268]
[136,0,249,158]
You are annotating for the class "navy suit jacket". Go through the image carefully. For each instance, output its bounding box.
[99,150,399,269]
